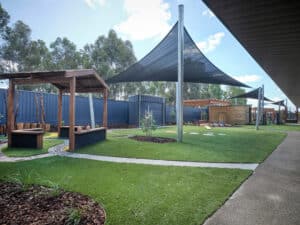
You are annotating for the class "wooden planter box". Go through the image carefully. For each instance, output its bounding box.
[24,123,31,129]
[74,127,106,150]
[16,123,24,130]
[59,126,81,138]
[45,124,51,132]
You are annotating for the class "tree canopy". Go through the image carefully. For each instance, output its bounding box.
[0,3,246,104]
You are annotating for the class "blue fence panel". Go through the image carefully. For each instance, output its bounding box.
[108,99,129,126]
[0,89,207,127]
[0,89,6,124]
[183,106,201,122]
[16,91,35,123]
[0,89,130,126]
[165,105,176,124]
[128,96,139,126]
[43,92,58,124]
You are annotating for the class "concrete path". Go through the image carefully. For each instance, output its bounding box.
[62,153,257,170]
[204,131,300,225]
[0,142,257,170]
[0,142,64,162]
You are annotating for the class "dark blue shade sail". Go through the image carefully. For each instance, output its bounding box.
[106,23,249,88]
[230,88,273,102]
[272,100,285,107]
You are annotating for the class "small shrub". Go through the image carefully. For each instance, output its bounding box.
[45,180,62,197]
[5,170,38,191]
[66,208,82,225]
[140,109,157,137]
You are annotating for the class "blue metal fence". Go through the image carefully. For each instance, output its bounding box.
[0,89,206,127]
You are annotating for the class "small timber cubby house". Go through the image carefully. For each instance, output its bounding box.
[0,69,109,151]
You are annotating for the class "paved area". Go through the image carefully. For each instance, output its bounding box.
[204,131,300,225]
[0,141,257,170]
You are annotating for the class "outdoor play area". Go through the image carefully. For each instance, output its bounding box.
[0,70,297,224]
[0,2,299,225]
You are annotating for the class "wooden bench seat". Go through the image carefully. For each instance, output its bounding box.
[11,128,44,149]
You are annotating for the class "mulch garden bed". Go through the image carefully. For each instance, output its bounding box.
[129,135,176,143]
[0,182,105,225]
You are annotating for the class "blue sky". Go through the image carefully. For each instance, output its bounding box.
[1,0,294,109]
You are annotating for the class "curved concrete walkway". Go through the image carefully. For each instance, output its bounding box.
[62,153,257,170]
[204,131,300,225]
[0,142,257,170]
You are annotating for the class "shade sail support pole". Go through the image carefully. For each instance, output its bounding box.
[261,84,264,125]
[69,77,76,151]
[102,89,108,128]
[7,79,15,147]
[88,93,95,128]
[57,89,63,135]
[255,86,261,130]
[176,4,184,142]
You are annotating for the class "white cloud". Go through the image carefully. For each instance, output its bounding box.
[247,99,258,106]
[196,32,225,53]
[84,0,106,9]
[114,0,171,40]
[233,75,261,83]
[202,9,215,18]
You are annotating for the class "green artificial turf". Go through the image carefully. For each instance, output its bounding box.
[44,132,58,138]
[0,135,7,141]
[250,124,300,132]
[0,157,251,225]
[2,139,63,157]
[78,126,286,163]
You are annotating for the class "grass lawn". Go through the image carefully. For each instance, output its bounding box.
[0,135,7,141]
[44,132,58,138]
[250,124,300,132]
[0,157,251,225]
[1,139,63,157]
[78,125,286,163]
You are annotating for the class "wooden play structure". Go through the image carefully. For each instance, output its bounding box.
[0,69,109,151]
[209,105,251,125]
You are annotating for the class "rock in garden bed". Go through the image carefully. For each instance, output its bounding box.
[129,135,176,143]
[0,182,105,225]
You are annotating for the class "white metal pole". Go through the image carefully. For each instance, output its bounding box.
[176,4,184,142]
[255,87,261,130]
[88,93,95,128]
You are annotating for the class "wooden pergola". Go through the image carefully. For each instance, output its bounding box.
[0,69,109,151]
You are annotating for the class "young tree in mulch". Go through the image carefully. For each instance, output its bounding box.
[130,108,176,144]
[141,108,157,137]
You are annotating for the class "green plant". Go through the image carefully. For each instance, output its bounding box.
[5,169,38,191]
[45,180,62,197]
[140,109,157,137]
[66,208,82,225]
